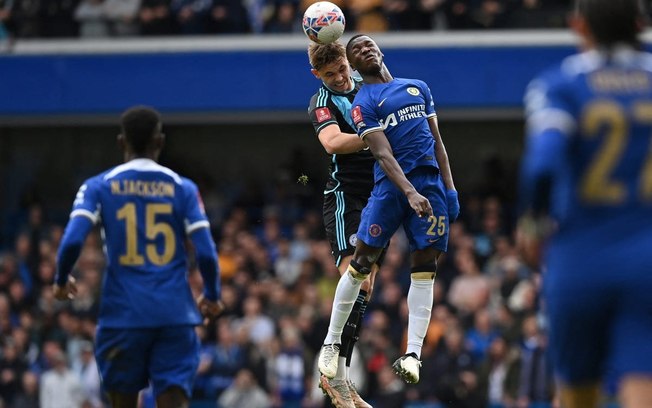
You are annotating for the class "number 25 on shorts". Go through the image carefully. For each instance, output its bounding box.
[427,215,446,238]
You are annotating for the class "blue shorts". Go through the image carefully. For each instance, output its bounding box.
[95,325,199,397]
[357,167,448,253]
[545,237,652,385]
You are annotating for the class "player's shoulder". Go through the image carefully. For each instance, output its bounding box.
[527,56,581,99]
[80,170,112,190]
[309,85,332,109]
[533,51,609,89]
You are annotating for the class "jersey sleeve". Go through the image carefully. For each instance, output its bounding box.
[69,177,102,225]
[420,80,437,119]
[352,93,382,139]
[524,71,577,138]
[308,92,339,135]
[181,179,210,235]
[519,70,574,214]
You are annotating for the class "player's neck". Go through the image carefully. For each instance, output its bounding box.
[124,152,159,163]
[363,67,393,84]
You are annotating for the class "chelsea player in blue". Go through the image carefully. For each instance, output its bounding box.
[53,106,223,408]
[519,0,652,407]
[318,34,459,385]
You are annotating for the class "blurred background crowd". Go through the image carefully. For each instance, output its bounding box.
[0,164,569,408]
[0,0,574,40]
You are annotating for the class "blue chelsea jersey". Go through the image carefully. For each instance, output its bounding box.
[70,158,209,328]
[351,78,439,183]
[523,48,652,235]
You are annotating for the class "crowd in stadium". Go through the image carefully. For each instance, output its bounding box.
[0,166,567,408]
[0,0,571,40]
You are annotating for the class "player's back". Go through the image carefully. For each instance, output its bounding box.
[81,159,204,328]
[541,49,652,245]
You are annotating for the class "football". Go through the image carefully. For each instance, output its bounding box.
[302,1,346,44]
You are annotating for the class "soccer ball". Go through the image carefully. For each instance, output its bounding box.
[302,1,346,45]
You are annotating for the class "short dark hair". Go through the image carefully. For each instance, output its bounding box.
[345,34,368,58]
[308,41,346,71]
[576,0,645,47]
[120,106,161,155]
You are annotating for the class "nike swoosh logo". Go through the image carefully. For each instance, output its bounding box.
[428,237,441,243]
[378,98,387,107]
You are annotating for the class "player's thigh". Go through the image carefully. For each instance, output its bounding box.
[148,325,200,399]
[404,169,448,253]
[95,326,152,394]
[545,254,613,384]
[609,268,652,381]
[324,191,367,268]
[357,182,406,250]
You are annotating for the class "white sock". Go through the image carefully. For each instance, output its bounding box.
[335,357,347,380]
[406,276,434,358]
[324,271,363,345]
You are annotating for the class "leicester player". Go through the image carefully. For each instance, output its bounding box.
[53,106,223,408]
[317,34,459,385]
[308,41,376,408]
[519,0,652,407]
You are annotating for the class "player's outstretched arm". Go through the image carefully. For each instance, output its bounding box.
[364,130,432,218]
[189,227,224,323]
[53,216,94,300]
[318,124,367,154]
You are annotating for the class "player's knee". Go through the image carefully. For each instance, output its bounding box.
[410,264,437,281]
[156,386,189,408]
[348,259,371,281]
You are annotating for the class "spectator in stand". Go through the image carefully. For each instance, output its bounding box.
[12,371,40,408]
[103,0,141,35]
[139,0,175,35]
[72,340,102,408]
[263,0,298,32]
[171,0,212,34]
[218,368,271,408]
[41,0,79,38]
[39,348,84,408]
[208,0,251,33]
[516,315,554,408]
[465,308,499,363]
[0,339,27,406]
[0,0,13,42]
[448,248,491,321]
[477,335,521,408]
[74,0,110,38]
[8,0,40,37]
[197,318,247,398]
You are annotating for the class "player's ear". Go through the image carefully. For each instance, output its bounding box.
[311,68,320,79]
[568,12,589,40]
[117,133,126,152]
